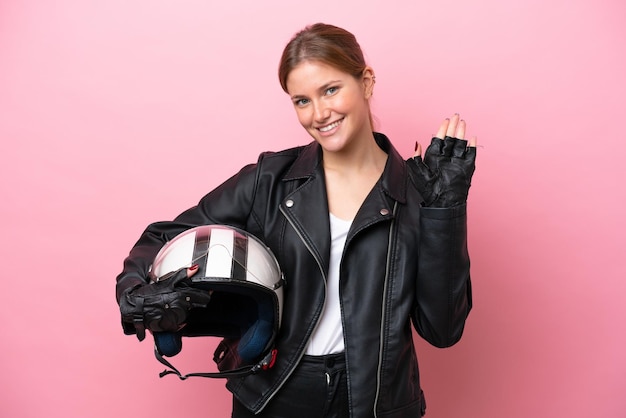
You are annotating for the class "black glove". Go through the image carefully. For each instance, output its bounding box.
[408,136,476,207]
[119,268,212,341]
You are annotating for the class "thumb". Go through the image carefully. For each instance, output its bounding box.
[413,141,422,158]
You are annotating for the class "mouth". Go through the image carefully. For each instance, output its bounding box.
[317,118,344,133]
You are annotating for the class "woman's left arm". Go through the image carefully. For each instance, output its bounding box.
[407,113,477,347]
[412,203,472,347]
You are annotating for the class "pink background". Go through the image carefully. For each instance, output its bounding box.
[1,0,624,417]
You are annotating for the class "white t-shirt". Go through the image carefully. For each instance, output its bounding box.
[305,213,352,355]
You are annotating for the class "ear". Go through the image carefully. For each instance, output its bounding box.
[361,66,376,99]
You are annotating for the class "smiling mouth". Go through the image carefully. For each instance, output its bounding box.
[318,118,343,132]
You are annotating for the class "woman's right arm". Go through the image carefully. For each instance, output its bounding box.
[115,160,261,311]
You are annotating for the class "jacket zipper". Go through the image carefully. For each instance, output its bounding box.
[373,201,398,417]
[256,205,328,413]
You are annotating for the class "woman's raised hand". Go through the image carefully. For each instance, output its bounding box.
[414,113,477,157]
[409,113,477,208]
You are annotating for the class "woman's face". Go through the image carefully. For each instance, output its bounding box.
[285,60,374,154]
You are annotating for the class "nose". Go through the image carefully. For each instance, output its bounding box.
[313,100,330,123]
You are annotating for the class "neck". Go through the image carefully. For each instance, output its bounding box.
[322,133,387,175]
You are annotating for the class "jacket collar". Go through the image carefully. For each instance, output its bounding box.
[282,132,408,204]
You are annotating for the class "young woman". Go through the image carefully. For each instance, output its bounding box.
[116,23,476,418]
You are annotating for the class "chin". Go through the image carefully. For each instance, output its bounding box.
[316,136,352,154]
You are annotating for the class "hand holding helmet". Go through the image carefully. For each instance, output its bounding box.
[119,266,212,341]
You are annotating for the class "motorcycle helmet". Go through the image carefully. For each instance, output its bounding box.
[148,224,284,379]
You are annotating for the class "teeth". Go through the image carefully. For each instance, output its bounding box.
[319,119,342,132]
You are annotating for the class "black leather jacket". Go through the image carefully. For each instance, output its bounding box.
[116,133,472,417]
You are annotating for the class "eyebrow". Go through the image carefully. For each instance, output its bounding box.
[290,80,342,100]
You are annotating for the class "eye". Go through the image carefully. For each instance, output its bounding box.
[294,98,310,107]
[325,86,338,96]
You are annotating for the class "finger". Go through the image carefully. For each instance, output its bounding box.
[455,119,466,140]
[413,141,422,158]
[446,113,460,137]
[442,136,456,157]
[452,139,469,158]
[435,118,449,139]
[468,136,477,147]
[187,264,199,278]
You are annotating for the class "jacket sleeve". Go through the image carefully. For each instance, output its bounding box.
[115,159,263,334]
[412,204,472,348]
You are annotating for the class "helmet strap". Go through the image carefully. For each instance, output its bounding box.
[154,345,278,379]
